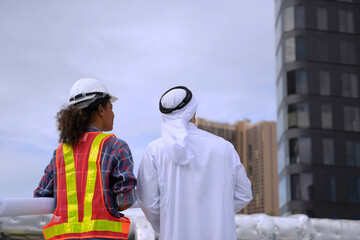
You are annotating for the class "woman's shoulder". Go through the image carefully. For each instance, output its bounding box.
[104,134,131,151]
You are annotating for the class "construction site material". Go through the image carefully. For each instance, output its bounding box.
[0,198,54,217]
[1,208,360,240]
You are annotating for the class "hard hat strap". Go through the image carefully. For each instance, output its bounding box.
[69,92,106,102]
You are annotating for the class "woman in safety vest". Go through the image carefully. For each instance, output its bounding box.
[34,78,137,240]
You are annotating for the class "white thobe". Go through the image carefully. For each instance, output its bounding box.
[137,123,253,240]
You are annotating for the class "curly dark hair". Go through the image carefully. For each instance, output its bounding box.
[56,95,111,146]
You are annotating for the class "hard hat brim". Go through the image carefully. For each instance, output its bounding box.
[69,92,118,109]
[109,94,118,103]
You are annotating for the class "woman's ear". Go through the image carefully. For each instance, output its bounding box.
[97,104,104,116]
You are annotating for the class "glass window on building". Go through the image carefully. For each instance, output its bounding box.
[340,41,356,64]
[317,8,328,30]
[344,106,360,132]
[277,107,285,141]
[339,10,354,33]
[298,104,310,128]
[285,37,306,63]
[291,174,300,200]
[288,105,297,128]
[346,141,360,166]
[301,173,314,201]
[284,7,295,32]
[342,73,358,98]
[284,5,305,32]
[296,36,306,61]
[278,141,286,174]
[349,176,360,204]
[317,39,329,62]
[321,104,333,129]
[299,138,311,164]
[279,176,288,208]
[289,137,311,164]
[295,5,305,29]
[287,71,296,94]
[287,69,308,95]
[290,173,313,201]
[323,139,335,165]
[289,138,299,164]
[319,71,331,95]
[285,38,296,63]
[248,144,252,161]
[288,103,310,128]
[276,13,282,47]
[326,175,337,202]
[277,74,284,107]
[276,45,283,75]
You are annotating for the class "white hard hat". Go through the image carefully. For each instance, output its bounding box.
[69,78,118,109]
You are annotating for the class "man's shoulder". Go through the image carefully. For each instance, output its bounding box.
[195,128,236,154]
[147,138,163,149]
[142,138,164,156]
[193,127,230,143]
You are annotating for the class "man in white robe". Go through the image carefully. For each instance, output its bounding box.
[137,86,253,240]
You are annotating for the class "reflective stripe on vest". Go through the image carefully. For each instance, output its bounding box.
[43,133,130,240]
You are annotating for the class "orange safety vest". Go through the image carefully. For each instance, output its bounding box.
[43,132,130,240]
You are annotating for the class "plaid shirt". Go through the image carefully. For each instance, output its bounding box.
[34,126,137,219]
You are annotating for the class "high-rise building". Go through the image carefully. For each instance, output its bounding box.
[196,118,279,215]
[275,0,360,219]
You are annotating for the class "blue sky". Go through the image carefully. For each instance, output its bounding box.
[0,0,275,199]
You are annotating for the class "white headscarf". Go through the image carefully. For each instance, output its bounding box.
[160,88,198,165]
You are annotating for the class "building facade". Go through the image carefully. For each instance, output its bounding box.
[275,0,360,219]
[196,118,279,215]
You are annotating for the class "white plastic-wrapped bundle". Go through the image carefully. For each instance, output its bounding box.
[235,214,258,238]
[0,198,54,217]
[1,205,360,240]
[311,218,360,240]
[273,214,312,240]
